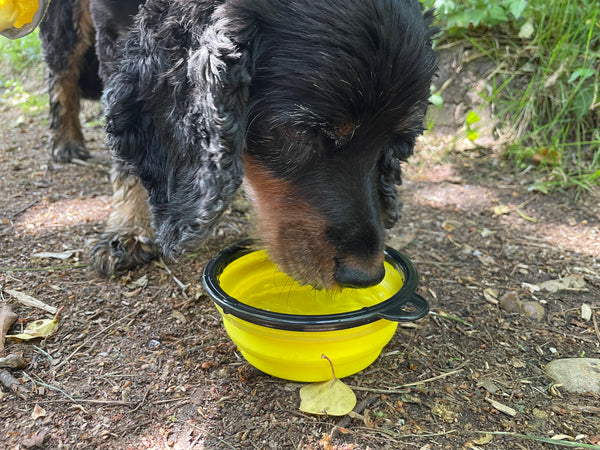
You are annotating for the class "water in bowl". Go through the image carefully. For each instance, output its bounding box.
[218,250,404,315]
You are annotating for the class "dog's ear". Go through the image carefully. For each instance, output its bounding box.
[378,136,416,228]
[104,4,255,258]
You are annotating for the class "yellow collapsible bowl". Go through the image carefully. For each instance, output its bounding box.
[202,241,428,382]
[0,0,49,39]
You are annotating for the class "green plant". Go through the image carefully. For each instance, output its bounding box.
[427,0,600,192]
[0,30,42,75]
[0,78,46,114]
[436,0,528,29]
[500,0,599,191]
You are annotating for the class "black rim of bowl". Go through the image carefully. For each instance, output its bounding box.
[202,240,429,332]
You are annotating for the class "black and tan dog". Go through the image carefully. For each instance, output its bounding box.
[41,0,437,289]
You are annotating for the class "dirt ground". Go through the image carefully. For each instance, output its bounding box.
[1,49,600,449]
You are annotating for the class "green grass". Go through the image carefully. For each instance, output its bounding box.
[0,30,46,114]
[427,0,600,193]
[0,30,42,76]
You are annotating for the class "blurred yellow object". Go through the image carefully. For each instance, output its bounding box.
[204,241,429,381]
[1,0,47,39]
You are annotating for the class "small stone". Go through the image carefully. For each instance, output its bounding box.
[520,301,545,322]
[499,291,521,313]
[544,358,600,394]
[581,303,592,321]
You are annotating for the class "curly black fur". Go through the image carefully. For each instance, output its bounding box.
[54,0,438,287]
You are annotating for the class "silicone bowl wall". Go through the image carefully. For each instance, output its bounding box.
[216,304,398,382]
[203,241,428,381]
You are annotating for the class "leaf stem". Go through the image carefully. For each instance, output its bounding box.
[321,354,337,380]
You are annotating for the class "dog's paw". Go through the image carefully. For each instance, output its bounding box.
[88,229,158,275]
[52,142,91,163]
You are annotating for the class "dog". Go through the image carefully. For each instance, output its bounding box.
[38,0,139,162]
[44,0,437,289]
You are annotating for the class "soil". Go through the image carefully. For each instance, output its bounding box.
[1,50,599,449]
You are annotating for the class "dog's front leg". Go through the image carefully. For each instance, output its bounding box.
[88,163,158,275]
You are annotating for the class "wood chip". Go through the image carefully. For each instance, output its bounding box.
[485,397,517,416]
[581,303,592,321]
[0,354,27,369]
[3,288,58,314]
[0,305,18,352]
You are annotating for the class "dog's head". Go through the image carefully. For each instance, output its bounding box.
[239,0,437,288]
[107,0,436,289]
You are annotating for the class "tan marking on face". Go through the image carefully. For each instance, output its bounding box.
[243,155,337,288]
[333,122,359,143]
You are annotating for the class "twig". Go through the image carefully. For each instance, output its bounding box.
[12,199,39,218]
[429,311,473,327]
[331,393,378,439]
[131,387,150,412]
[356,427,458,440]
[473,430,600,449]
[349,368,463,394]
[593,313,600,346]
[2,288,58,314]
[155,260,188,292]
[53,309,142,371]
[22,371,87,413]
[0,264,88,272]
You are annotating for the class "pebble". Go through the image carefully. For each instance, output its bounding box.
[520,301,545,321]
[544,358,600,394]
[499,291,521,313]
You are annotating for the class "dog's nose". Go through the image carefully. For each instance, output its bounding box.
[334,260,385,288]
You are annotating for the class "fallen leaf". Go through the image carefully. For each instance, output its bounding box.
[550,434,574,441]
[499,291,521,313]
[127,275,149,289]
[21,429,47,448]
[3,289,58,314]
[0,305,18,352]
[31,404,47,420]
[32,250,80,260]
[0,354,27,369]
[520,301,545,322]
[492,204,511,216]
[485,397,517,416]
[6,309,62,342]
[518,20,535,39]
[473,433,493,445]
[299,355,357,416]
[483,288,498,305]
[300,378,357,416]
[539,275,586,293]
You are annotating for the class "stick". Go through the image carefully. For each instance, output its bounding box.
[53,309,141,371]
[331,393,378,439]
[23,371,87,414]
[473,430,600,449]
[348,368,464,394]
[2,288,58,314]
[0,264,88,273]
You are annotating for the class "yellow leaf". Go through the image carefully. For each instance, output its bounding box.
[298,354,357,416]
[492,204,511,216]
[299,377,357,416]
[7,318,59,341]
[474,433,493,445]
